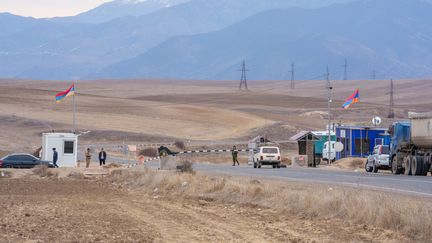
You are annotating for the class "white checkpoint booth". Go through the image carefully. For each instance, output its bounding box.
[42,133,78,167]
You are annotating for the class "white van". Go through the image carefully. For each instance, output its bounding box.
[253,146,281,168]
[322,141,336,162]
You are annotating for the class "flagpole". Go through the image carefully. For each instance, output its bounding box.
[73,82,76,134]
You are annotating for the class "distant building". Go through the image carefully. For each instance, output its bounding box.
[290,131,320,167]
[335,126,389,160]
[42,133,78,167]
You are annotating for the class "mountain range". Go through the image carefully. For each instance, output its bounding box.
[0,0,431,80]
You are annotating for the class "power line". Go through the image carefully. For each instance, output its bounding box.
[238,60,249,91]
[388,79,395,118]
[289,62,295,89]
[138,73,327,109]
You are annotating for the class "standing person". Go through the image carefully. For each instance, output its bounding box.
[52,148,59,168]
[99,148,107,166]
[85,148,91,168]
[232,146,240,166]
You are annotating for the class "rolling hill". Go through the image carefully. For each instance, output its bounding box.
[102,0,432,80]
[1,0,432,80]
[0,0,353,79]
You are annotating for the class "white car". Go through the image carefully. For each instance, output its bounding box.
[365,145,390,173]
[253,146,281,168]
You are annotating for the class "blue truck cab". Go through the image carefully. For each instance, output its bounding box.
[389,121,411,160]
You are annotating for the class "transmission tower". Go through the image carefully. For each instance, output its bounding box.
[238,60,249,91]
[388,79,395,119]
[342,58,348,80]
[289,62,295,89]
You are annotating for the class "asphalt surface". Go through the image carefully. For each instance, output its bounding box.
[145,161,432,198]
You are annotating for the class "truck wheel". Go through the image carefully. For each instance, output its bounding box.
[403,156,412,176]
[412,156,424,176]
[422,156,431,176]
[372,161,379,173]
[391,156,401,175]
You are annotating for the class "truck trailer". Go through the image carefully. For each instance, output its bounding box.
[389,112,432,176]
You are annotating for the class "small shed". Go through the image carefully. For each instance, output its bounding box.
[42,133,78,167]
[335,125,389,160]
[290,131,320,166]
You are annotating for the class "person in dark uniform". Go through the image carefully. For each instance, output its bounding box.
[99,148,107,166]
[52,148,59,168]
[232,146,239,166]
[85,148,91,168]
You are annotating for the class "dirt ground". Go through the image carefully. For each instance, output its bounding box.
[0,173,409,243]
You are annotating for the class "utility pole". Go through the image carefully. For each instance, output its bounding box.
[289,62,295,89]
[388,79,395,119]
[326,66,333,165]
[238,60,249,91]
[372,70,376,80]
[343,58,348,80]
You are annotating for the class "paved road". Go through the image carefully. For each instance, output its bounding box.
[145,161,432,198]
[79,150,432,198]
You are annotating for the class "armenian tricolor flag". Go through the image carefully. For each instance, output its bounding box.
[55,84,75,103]
[342,88,359,110]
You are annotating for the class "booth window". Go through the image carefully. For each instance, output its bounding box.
[375,138,384,146]
[64,141,74,154]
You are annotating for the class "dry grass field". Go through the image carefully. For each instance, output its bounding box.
[1,167,431,242]
[0,78,430,155]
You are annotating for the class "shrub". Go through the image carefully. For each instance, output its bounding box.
[177,160,194,174]
[139,148,158,157]
[174,141,186,150]
[0,170,12,178]
[33,165,57,178]
[67,171,85,179]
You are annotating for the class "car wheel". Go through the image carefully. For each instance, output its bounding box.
[258,162,262,169]
[365,161,372,173]
[253,163,257,168]
[277,163,281,169]
[372,161,379,173]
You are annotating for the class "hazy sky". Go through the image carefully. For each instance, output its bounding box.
[0,0,111,18]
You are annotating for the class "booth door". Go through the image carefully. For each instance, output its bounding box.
[340,138,350,158]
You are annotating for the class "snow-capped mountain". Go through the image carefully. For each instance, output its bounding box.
[54,0,190,24]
